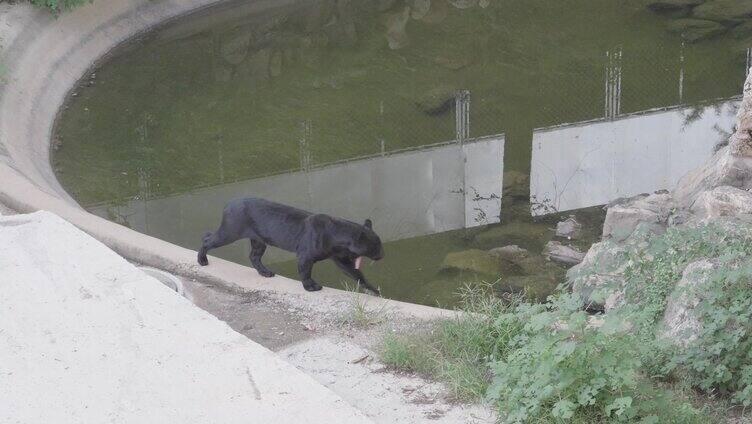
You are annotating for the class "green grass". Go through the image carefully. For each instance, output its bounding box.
[380,283,523,401]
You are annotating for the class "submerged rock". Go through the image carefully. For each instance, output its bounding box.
[667,18,726,42]
[488,244,529,261]
[440,249,506,276]
[497,273,558,302]
[555,216,582,239]
[410,0,431,19]
[420,0,448,23]
[647,0,704,13]
[692,0,752,22]
[385,7,410,50]
[543,241,585,266]
[447,0,477,9]
[219,28,251,65]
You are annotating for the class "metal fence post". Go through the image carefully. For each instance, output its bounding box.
[455,89,470,143]
[679,41,685,104]
[604,48,622,120]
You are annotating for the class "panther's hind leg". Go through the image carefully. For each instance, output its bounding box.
[249,239,275,277]
[197,229,239,266]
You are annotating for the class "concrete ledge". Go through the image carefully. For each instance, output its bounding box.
[0,0,453,320]
[0,211,372,423]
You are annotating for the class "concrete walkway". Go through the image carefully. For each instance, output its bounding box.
[0,211,371,423]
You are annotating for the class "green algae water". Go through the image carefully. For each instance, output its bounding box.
[53,0,747,306]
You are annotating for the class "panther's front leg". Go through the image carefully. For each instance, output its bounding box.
[297,256,322,291]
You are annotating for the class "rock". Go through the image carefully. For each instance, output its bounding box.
[447,0,477,9]
[602,193,673,241]
[690,185,752,220]
[729,65,752,156]
[219,28,251,65]
[440,249,506,276]
[411,0,431,19]
[385,7,410,50]
[674,146,752,207]
[488,244,529,261]
[555,216,582,239]
[661,260,718,345]
[667,18,726,42]
[497,272,559,302]
[647,0,704,12]
[692,0,752,22]
[503,170,529,198]
[269,51,283,77]
[568,240,630,310]
[420,0,448,23]
[543,241,585,266]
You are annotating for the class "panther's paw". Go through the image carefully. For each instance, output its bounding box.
[303,281,323,292]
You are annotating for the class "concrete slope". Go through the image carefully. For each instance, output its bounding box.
[0,211,372,424]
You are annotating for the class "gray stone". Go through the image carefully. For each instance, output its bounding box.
[488,244,529,261]
[555,216,582,239]
[690,185,752,220]
[674,146,752,207]
[543,241,585,266]
[692,0,752,22]
[385,7,410,50]
[602,193,673,241]
[568,240,629,310]
[667,18,727,42]
[661,260,718,345]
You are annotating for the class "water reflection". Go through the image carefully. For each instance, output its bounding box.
[92,135,503,263]
[531,99,739,215]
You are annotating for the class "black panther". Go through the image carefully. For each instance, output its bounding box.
[198,198,384,294]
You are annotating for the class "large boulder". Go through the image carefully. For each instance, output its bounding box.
[667,18,726,42]
[567,240,630,311]
[673,146,752,207]
[602,193,673,241]
[689,185,752,220]
[661,260,718,345]
[692,0,752,22]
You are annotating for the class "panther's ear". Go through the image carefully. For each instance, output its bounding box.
[364,219,373,229]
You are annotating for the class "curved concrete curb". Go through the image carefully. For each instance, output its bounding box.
[0,0,453,320]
